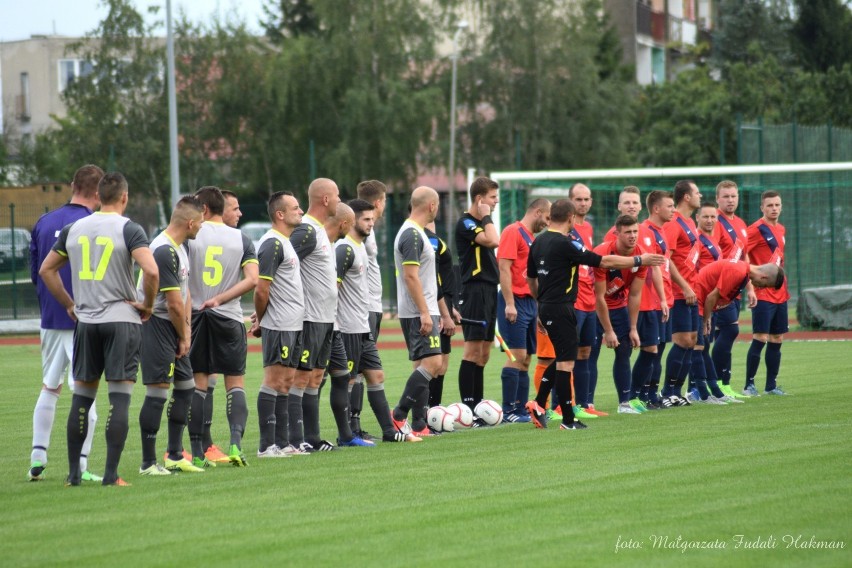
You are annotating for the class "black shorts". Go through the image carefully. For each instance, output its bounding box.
[440,332,452,355]
[400,316,442,361]
[141,316,193,385]
[342,332,383,376]
[369,311,383,341]
[73,321,141,382]
[327,331,348,372]
[538,303,578,363]
[458,281,497,341]
[299,321,334,370]
[261,328,302,368]
[189,310,247,375]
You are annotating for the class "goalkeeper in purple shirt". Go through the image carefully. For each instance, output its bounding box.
[28,165,103,482]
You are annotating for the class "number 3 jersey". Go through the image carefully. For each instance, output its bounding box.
[53,211,149,324]
[187,221,258,322]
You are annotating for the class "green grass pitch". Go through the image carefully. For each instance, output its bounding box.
[2,333,849,567]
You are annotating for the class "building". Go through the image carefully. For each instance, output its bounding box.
[605,0,716,85]
[0,36,91,149]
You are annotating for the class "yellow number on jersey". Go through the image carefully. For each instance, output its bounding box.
[77,236,115,281]
[203,246,224,287]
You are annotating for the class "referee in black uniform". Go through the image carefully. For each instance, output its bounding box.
[525,199,664,429]
[455,176,500,414]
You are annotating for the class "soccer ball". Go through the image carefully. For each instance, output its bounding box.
[446,402,474,428]
[427,405,455,432]
[474,399,503,426]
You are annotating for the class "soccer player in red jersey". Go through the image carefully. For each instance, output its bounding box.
[696,259,785,337]
[744,191,790,396]
[710,180,756,398]
[660,180,702,405]
[689,204,734,404]
[633,191,672,407]
[497,198,550,422]
[603,186,642,243]
[568,184,606,418]
[594,215,649,414]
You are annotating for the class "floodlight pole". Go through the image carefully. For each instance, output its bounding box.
[446,20,468,254]
[166,0,180,208]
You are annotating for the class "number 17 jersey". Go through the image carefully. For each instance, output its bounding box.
[52,211,149,324]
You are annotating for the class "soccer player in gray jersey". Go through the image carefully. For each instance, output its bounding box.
[196,188,247,456]
[289,178,341,452]
[350,180,387,439]
[390,187,444,436]
[336,199,419,443]
[137,197,206,476]
[187,187,258,468]
[40,172,159,486]
[250,192,309,457]
[321,203,375,448]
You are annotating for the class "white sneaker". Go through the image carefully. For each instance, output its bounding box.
[617,402,640,414]
[281,444,310,456]
[257,445,290,458]
[720,395,744,404]
[705,396,728,405]
[139,463,171,476]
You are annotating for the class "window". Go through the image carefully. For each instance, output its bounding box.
[58,59,94,92]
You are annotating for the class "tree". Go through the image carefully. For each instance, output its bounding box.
[792,0,852,72]
[261,0,319,42]
[712,0,794,69]
[455,0,635,172]
[54,0,169,208]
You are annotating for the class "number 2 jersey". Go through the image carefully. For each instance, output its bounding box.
[53,211,149,325]
[187,221,257,322]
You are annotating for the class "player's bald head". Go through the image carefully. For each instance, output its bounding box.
[334,202,354,224]
[308,178,337,201]
[410,186,439,210]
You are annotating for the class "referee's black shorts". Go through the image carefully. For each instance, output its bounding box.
[537,302,578,363]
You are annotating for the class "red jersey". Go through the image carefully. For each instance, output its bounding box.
[696,231,722,272]
[497,221,534,296]
[603,225,617,243]
[746,219,790,303]
[638,221,672,310]
[712,211,749,261]
[663,211,701,300]
[593,241,648,310]
[570,220,595,312]
[695,259,751,316]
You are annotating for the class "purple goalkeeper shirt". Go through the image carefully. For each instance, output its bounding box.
[30,202,93,329]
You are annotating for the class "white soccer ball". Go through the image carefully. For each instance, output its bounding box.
[474,399,503,426]
[446,402,474,429]
[427,405,455,432]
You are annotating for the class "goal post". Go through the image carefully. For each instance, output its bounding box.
[487,161,852,301]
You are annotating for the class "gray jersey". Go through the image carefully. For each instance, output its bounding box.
[394,220,439,318]
[290,215,337,324]
[143,231,189,321]
[187,221,257,321]
[53,212,149,324]
[334,236,370,334]
[365,231,383,313]
[257,229,304,332]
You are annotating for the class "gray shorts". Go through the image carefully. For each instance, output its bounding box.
[190,310,247,375]
[261,328,302,368]
[298,321,333,370]
[342,332,383,376]
[327,331,348,372]
[141,316,193,385]
[73,321,141,382]
[400,316,442,362]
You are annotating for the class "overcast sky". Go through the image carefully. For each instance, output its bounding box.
[0,0,267,41]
